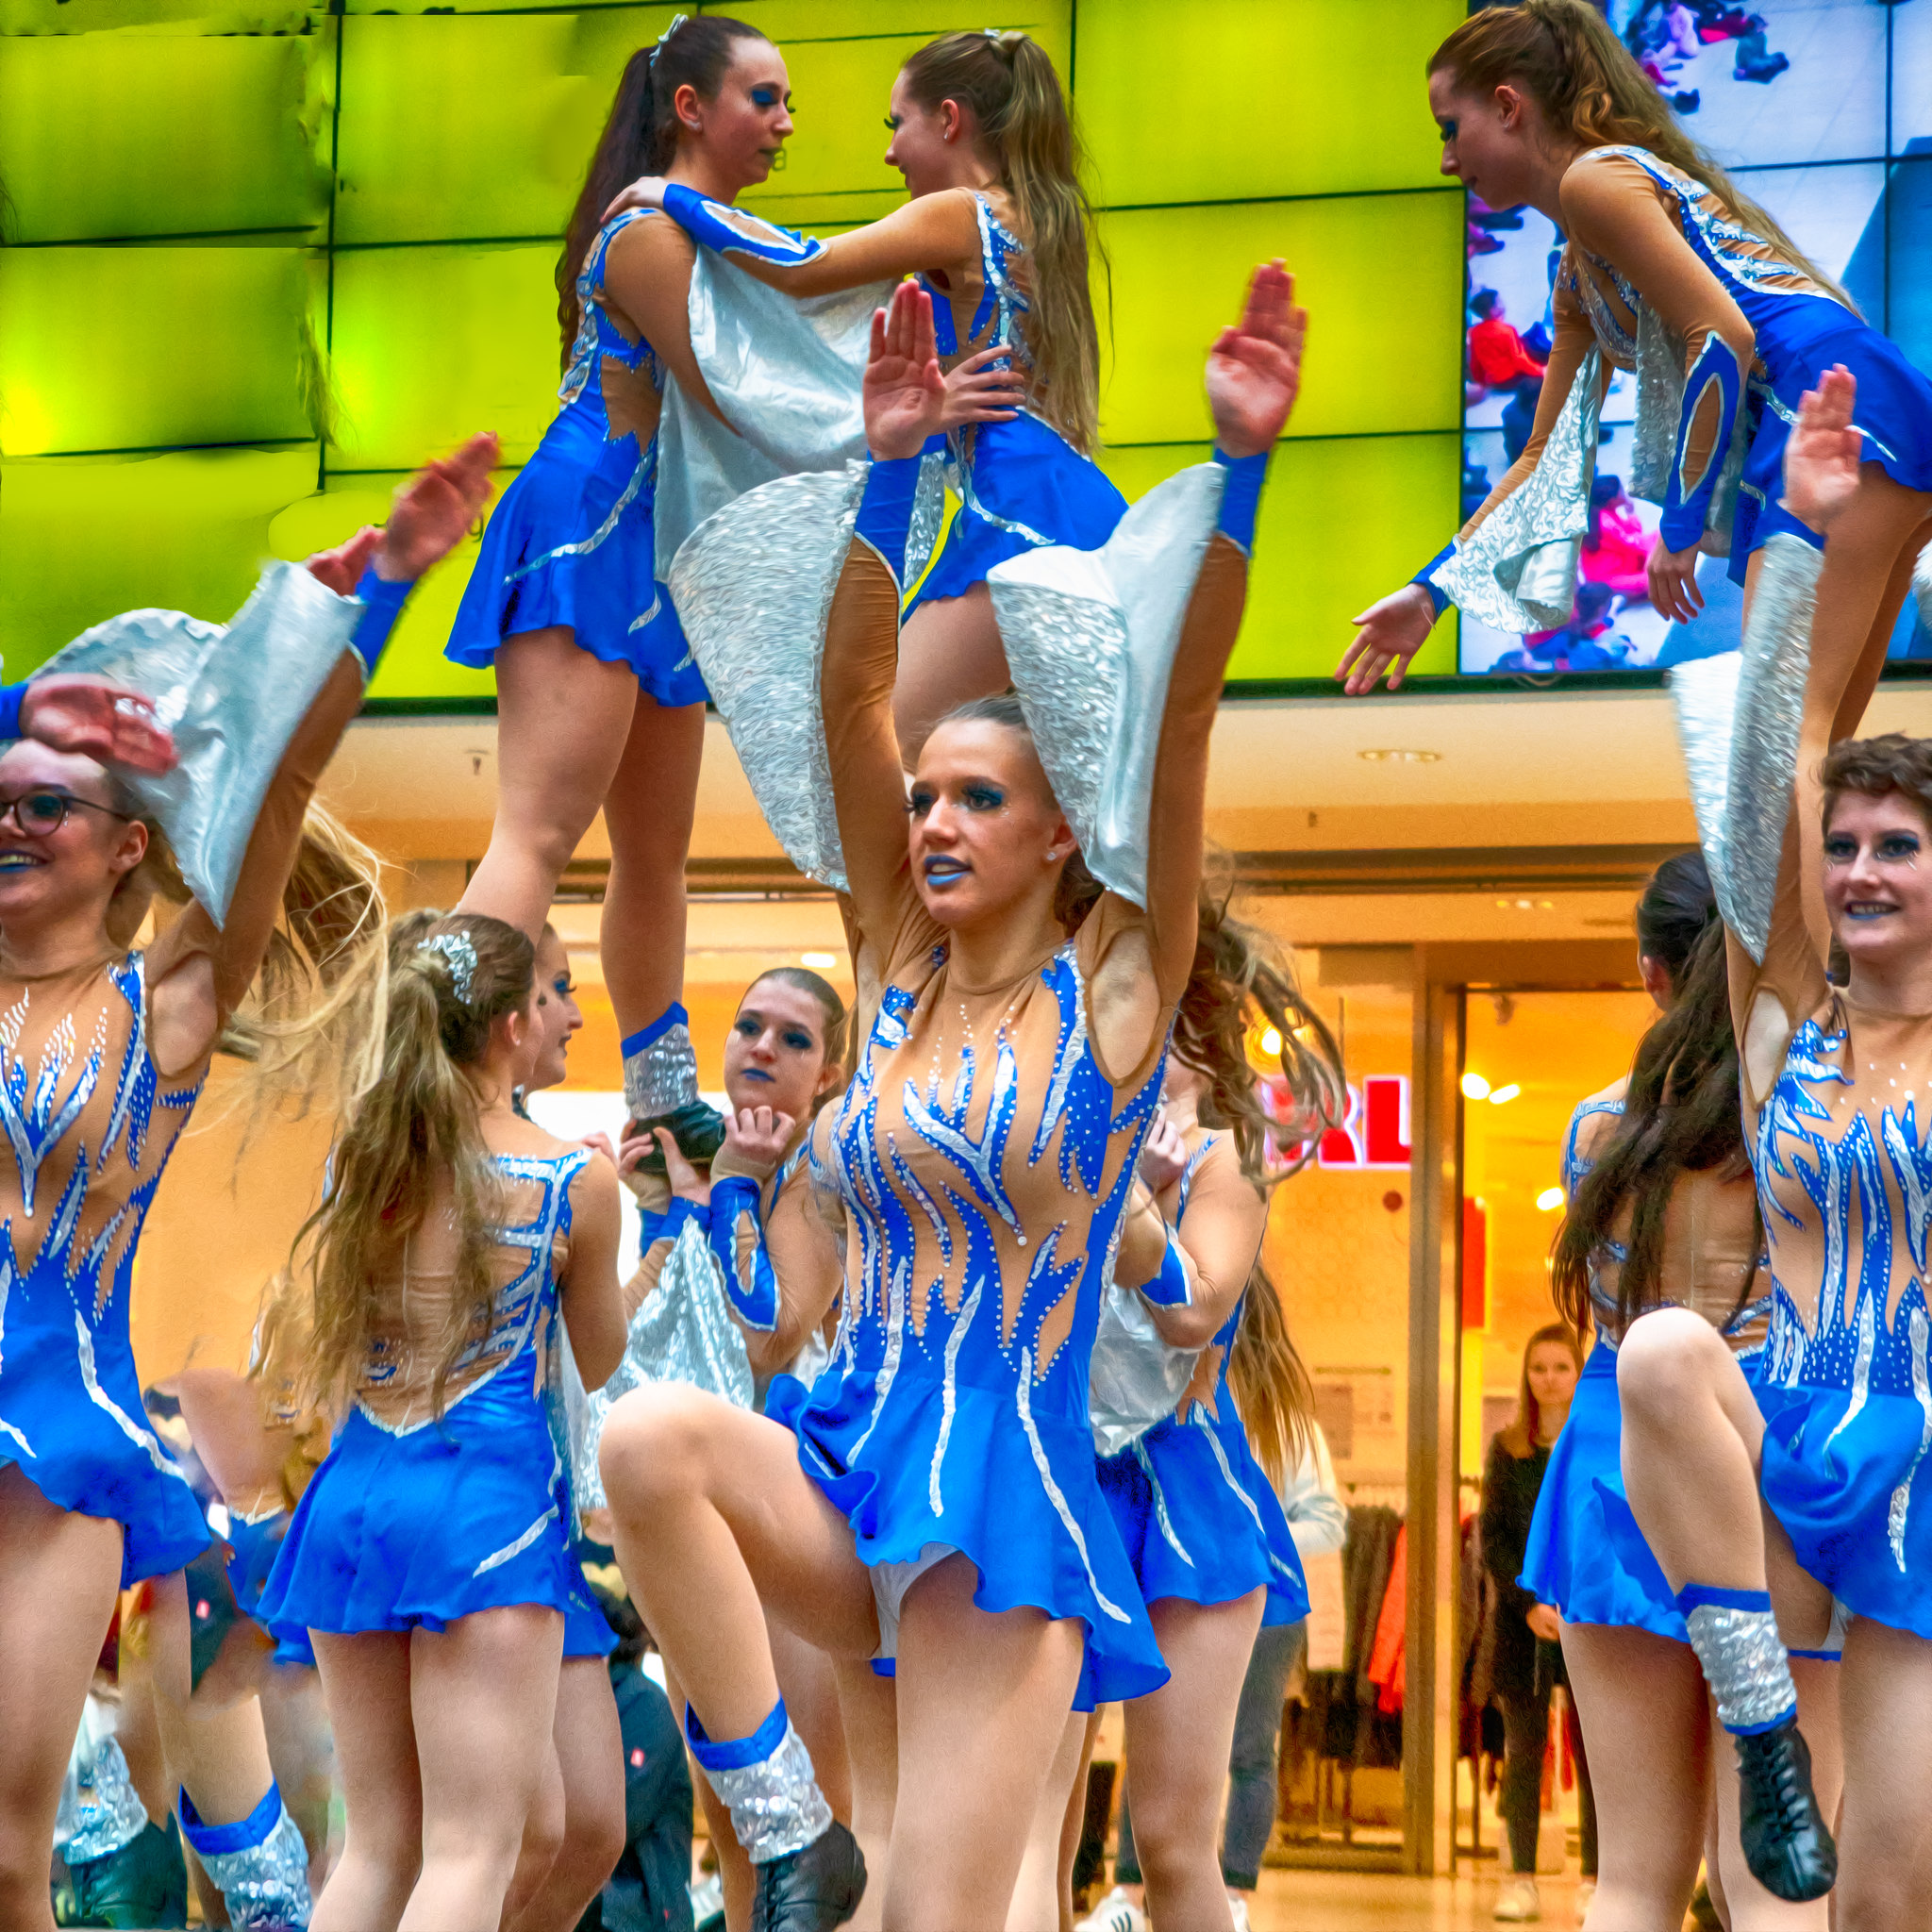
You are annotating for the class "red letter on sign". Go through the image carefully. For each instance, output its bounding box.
[1362,1076,1412,1167]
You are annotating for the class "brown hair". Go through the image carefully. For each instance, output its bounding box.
[1498,1321,1586,1458]
[1821,734,1932,835]
[1430,0,1848,307]
[900,31,1104,454]
[557,16,770,359]
[742,966,850,1108]
[1228,1258,1318,1483]
[290,911,535,1420]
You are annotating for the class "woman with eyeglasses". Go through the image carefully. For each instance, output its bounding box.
[0,434,495,1932]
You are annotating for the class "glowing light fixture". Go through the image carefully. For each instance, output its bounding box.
[1536,1186,1565,1212]
[1357,747,1441,763]
[1260,1026,1283,1056]
[801,952,838,969]
[1460,1072,1491,1101]
[1488,1083,1522,1106]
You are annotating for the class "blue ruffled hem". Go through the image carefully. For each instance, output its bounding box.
[1758,1371,1932,1637]
[1521,1341,1686,1641]
[257,1405,582,1641]
[1,1355,212,1590]
[1098,1413,1309,1625]
[908,412,1126,614]
[766,1366,1168,1708]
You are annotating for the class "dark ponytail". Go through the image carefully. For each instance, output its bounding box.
[556,16,769,360]
[1634,848,1716,991]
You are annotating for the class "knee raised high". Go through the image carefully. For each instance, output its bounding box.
[598,1385,718,1519]
[1615,1307,1721,1424]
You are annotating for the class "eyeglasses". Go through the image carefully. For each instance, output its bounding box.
[0,790,134,837]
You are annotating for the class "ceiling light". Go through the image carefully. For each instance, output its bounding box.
[1488,1083,1521,1105]
[1536,1186,1565,1211]
[801,952,838,969]
[1460,1072,1491,1101]
[1259,1026,1283,1056]
[1357,747,1441,763]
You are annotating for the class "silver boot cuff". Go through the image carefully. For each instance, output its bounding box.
[703,1717,833,1864]
[58,1736,149,1865]
[1685,1602,1798,1733]
[624,1021,698,1118]
[192,1800,313,1931]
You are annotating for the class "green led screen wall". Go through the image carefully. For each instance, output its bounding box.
[0,0,1465,698]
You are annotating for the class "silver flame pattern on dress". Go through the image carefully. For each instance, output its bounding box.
[1669,533,1819,964]
[574,1214,755,1515]
[703,1716,834,1864]
[989,462,1226,908]
[190,1800,313,1932]
[1427,347,1604,635]
[1891,1308,1932,1571]
[1683,1602,1798,1733]
[669,465,864,891]
[31,562,361,926]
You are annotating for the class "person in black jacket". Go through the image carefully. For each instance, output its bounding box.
[1481,1324,1594,1923]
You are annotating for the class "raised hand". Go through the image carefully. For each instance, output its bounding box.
[1336,583,1439,695]
[1206,259,1307,460]
[19,678,177,775]
[940,344,1026,431]
[721,1104,796,1180]
[303,525,381,598]
[602,175,671,224]
[1138,1109,1190,1193]
[1782,363,1862,535]
[376,432,500,583]
[863,279,947,462]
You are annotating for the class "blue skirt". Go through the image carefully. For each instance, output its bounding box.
[1729,301,1932,581]
[766,1363,1169,1710]
[1098,1411,1309,1627]
[444,409,708,708]
[908,412,1127,614]
[257,1400,582,1641]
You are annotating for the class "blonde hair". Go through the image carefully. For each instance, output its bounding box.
[290,910,535,1420]
[1228,1259,1317,1485]
[900,31,1105,454]
[1431,0,1850,308]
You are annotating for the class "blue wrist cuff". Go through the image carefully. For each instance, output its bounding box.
[662,183,824,268]
[349,568,412,677]
[1211,447,1270,556]
[1659,333,1743,552]
[1134,1224,1193,1309]
[642,1193,705,1257]
[1412,542,1455,619]
[854,451,930,589]
[0,682,25,741]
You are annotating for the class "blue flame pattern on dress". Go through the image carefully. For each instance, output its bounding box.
[1095,1134,1310,1625]
[0,952,212,1587]
[444,210,705,704]
[765,940,1171,1707]
[258,1147,608,1642]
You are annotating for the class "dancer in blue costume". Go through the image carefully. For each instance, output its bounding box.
[1617,365,1931,1924]
[450,15,795,1173]
[608,26,1124,758]
[1338,0,1932,696]
[0,432,497,1932]
[596,267,1303,1928]
[256,910,631,1932]
[1087,899,1341,1930]
[1530,854,1840,1932]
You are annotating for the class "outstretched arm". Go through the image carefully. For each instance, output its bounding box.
[606,178,982,301]
[144,436,497,1076]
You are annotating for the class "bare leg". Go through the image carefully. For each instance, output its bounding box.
[147,1573,276,1825]
[0,1470,124,1932]
[458,629,640,939]
[1006,1709,1088,1932]
[259,1659,338,1892]
[1560,1623,1712,1932]
[504,1657,625,1932]
[1054,1710,1105,1924]
[310,1632,423,1932]
[893,589,1009,763]
[600,696,707,1039]
[886,1555,1086,1932]
[402,1605,564,1932]
[1830,1619,1932,1932]
[834,1660,899,1932]
[770,1614,854,1826]
[1119,1592,1263,1932]
[498,1745,563,1929]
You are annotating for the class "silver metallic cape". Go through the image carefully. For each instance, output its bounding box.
[669,463,867,891]
[654,248,889,578]
[1668,532,1820,965]
[570,1215,756,1514]
[1914,535,1932,635]
[989,462,1227,908]
[1090,1276,1202,1457]
[1428,345,1605,635]
[32,561,360,926]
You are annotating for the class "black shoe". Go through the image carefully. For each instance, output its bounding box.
[751,1821,866,1932]
[630,1098,728,1175]
[1735,1717,1837,1902]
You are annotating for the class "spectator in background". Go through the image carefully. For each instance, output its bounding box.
[1732,12,1788,81]
[1468,291,1547,465]
[1579,475,1655,603]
